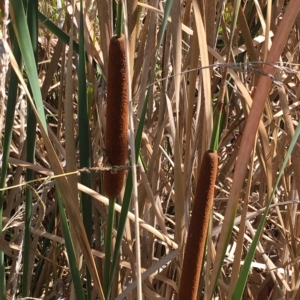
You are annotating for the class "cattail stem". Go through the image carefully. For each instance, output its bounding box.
[178,150,218,300]
[104,35,128,198]
[103,197,115,298]
[116,0,123,38]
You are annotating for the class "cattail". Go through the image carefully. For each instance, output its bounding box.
[178,150,218,300]
[104,35,128,198]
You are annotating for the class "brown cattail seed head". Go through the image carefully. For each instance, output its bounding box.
[178,150,218,300]
[104,35,128,198]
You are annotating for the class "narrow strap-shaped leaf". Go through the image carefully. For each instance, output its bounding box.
[231,121,300,299]
[37,11,80,54]
[10,0,47,130]
[56,187,86,300]
[22,0,38,296]
[78,1,92,298]
[0,36,22,300]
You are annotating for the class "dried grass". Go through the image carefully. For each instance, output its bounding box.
[1,0,300,299]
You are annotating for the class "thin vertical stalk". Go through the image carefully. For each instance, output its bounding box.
[210,0,241,151]
[103,33,128,299]
[22,0,38,295]
[122,3,141,297]
[0,39,21,300]
[78,1,92,298]
[56,187,86,299]
[103,197,116,299]
[116,1,123,38]
[0,0,12,296]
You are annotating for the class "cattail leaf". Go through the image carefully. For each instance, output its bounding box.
[56,187,86,300]
[0,32,22,300]
[37,11,80,55]
[78,1,92,298]
[232,118,300,299]
[208,0,300,297]
[10,0,47,130]
[22,0,38,295]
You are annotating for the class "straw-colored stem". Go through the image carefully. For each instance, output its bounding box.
[104,197,116,299]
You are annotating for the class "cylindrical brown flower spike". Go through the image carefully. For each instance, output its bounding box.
[178,150,218,300]
[104,35,128,198]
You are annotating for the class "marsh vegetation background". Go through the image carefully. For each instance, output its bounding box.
[0,0,300,299]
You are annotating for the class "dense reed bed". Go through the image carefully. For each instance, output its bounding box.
[0,0,300,299]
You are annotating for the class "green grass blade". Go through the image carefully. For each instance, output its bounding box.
[38,10,101,75]
[107,170,133,298]
[37,11,80,54]
[231,122,300,299]
[78,2,92,235]
[0,37,22,300]
[78,1,92,298]
[116,1,123,37]
[210,0,241,152]
[22,0,38,296]
[56,186,86,300]
[157,0,174,51]
[210,109,222,151]
[10,0,47,130]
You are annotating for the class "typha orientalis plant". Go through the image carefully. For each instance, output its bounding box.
[178,150,218,300]
[178,2,239,298]
[103,2,128,297]
[103,36,128,198]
